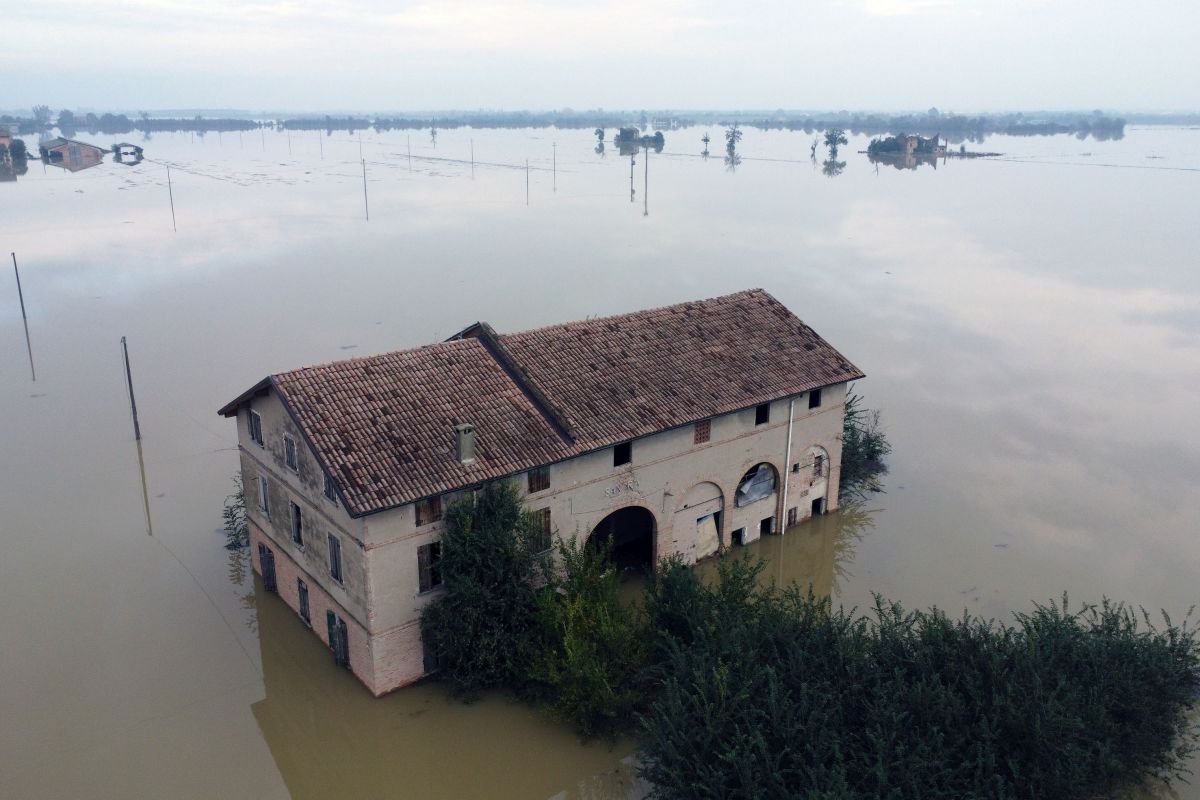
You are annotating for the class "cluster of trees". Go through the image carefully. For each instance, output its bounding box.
[420,405,1197,798]
[729,109,1126,142]
[1,109,262,136]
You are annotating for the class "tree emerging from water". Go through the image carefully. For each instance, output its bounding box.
[824,127,848,157]
[839,389,891,500]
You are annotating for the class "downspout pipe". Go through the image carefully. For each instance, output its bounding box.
[780,397,795,536]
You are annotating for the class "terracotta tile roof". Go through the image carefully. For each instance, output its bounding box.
[269,339,572,517]
[499,289,864,447]
[220,289,864,517]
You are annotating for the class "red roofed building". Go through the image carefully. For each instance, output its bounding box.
[219,289,865,695]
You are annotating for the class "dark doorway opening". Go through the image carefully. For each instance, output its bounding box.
[589,506,656,573]
[759,516,774,536]
[811,497,825,517]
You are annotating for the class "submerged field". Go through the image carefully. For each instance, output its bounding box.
[1,124,1198,799]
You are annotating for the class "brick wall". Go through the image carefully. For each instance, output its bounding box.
[250,520,378,695]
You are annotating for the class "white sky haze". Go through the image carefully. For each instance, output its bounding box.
[3,0,1197,111]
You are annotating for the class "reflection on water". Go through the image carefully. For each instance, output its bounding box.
[250,575,647,800]
[693,503,874,600]
[821,157,847,177]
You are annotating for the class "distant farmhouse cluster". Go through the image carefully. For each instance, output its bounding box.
[219,290,864,695]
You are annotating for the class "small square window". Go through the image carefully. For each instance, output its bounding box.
[754,403,770,425]
[760,516,775,536]
[530,507,552,553]
[328,534,343,583]
[258,476,270,518]
[809,389,822,410]
[787,507,798,527]
[297,578,311,624]
[418,541,443,593]
[731,527,746,546]
[323,472,338,503]
[289,501,303,546]
[613,441,632,467]
[415,496,443,526]
[248,410,264,446]
[528,466,550,493]
[694,419,711,444]
[284,436,298,471]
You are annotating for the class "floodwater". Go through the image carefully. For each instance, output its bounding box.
[2,124,1199,799]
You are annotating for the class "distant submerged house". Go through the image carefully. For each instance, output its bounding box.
[867,132,946,170]
[38,137,107,172]
[218,290,864,695]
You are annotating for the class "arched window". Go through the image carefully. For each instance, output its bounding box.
[809,446,830,483]
[735,463,778,507]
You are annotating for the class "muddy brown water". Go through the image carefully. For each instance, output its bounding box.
[2,125,1198,798]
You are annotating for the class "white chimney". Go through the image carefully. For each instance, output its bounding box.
[454,423,476,465]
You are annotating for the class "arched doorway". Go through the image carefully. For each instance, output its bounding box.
[589,506,656,572]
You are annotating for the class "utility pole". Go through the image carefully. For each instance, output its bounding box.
[11,253,35,381]
[120,336,142,441]
[362,159,369,221]
[166,166,177,232]
[644,146,649,217]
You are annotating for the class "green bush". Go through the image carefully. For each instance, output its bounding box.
[525,537,648,737]
[419,481,554,696]
[637,557,1200,800]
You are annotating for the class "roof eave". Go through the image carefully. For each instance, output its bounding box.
[217,376,273,417]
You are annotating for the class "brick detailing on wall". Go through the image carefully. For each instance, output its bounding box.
[370,621,427,694]
[250,520,378,695]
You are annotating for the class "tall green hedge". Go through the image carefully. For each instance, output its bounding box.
[638,557,1200,800]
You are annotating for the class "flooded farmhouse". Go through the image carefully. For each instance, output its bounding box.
[219,289,864,695]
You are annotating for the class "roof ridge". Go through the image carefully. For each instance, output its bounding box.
[273,336,474,381]
[472,322,578,443]
[498,288,770,338]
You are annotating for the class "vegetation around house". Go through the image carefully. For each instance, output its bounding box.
[839,389,892,501]
[638,557,1200,800]
[222,475,249,550]
[423,481,1199,797]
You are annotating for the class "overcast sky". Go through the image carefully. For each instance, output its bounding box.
[4,0,1197,113]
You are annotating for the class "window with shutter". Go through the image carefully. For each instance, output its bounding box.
[415,496,442,526]
[531,508,552,552]
[527,466,550,493]
[418,542,443,592]
[297,579,310,623]
[328,534,343,583]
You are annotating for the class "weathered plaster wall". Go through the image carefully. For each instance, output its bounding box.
[249,519,378,694]
[238,392,369,629]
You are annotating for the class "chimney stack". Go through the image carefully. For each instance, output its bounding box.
[454,423,476,465]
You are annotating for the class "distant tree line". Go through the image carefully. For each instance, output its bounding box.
[2,106,1127,141]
